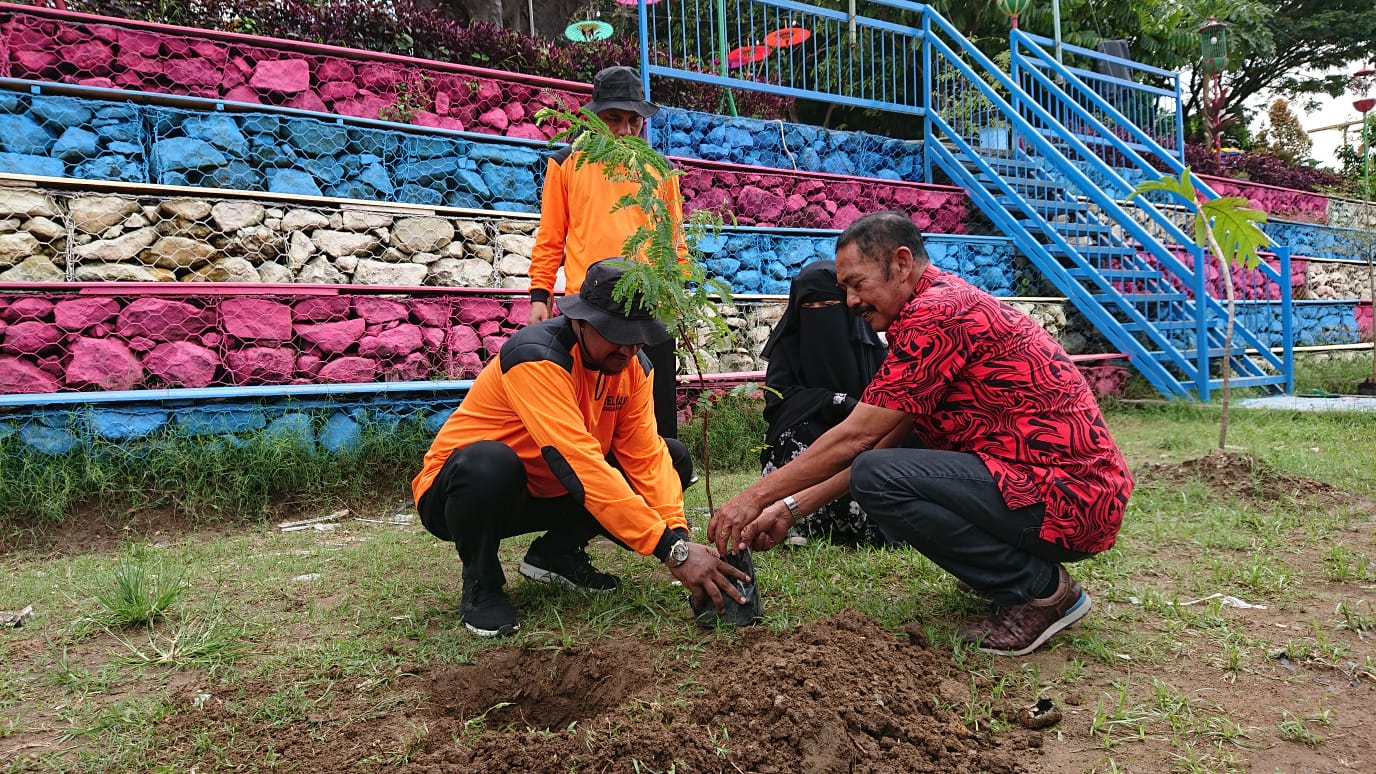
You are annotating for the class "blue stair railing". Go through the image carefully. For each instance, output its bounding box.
[1004,31,1293,398]
[636,0,1294,400]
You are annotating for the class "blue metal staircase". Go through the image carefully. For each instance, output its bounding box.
[639,0,1294,400]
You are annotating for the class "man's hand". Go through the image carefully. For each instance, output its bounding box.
[745,500,794,552]
[708,493,766,555]
[527,300,551,325]
[668,542,750,613]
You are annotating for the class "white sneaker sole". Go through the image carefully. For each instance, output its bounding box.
[464,620,519,637]
[518,561,617,592]
[978,592,1092,657]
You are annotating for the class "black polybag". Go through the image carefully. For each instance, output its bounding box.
[692,548,763,628]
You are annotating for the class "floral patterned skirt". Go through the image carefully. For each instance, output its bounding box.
[760,420,889,547]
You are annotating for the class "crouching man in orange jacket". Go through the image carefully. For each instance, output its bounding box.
[413,259,748,636]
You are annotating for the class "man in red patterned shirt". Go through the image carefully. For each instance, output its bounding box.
[710,211,1133,656]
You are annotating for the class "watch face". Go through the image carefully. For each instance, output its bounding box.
[670,541,689,564]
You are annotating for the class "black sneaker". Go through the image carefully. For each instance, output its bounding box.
[460,578,519,637]
[519,545,621,591]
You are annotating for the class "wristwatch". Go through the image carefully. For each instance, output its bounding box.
[664,539,690,568]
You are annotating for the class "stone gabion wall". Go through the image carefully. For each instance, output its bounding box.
[0,90,547,210]
[0,8,582,142]
[652,108,923,179]
[3,392,460,457]
[1266,220,1375,263]
[0,89,971,232]
[0,186,991,294]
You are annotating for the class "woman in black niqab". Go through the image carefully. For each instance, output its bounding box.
[760,259,889,546]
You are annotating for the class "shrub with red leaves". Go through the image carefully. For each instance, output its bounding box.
[67,0,792,118]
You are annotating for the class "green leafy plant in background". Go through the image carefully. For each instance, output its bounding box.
[536,106,737,509]
[1131,169,1269,449]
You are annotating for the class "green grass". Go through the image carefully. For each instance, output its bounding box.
[2,361,1375,770]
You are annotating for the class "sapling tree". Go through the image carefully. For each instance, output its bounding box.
[535,106,736,510]
[1132,169,1269,449]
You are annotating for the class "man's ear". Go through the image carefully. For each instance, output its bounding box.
[890,245,914,279]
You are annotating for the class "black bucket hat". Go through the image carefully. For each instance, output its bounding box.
[585,66,659,118]
[559,259,670,346]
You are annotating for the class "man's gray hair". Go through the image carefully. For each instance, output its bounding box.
[836,211,929,266]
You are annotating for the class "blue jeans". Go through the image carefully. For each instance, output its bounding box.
[850,448,1091,606]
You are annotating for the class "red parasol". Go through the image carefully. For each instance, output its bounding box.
[763,27,811,47]
[726,44,771,68]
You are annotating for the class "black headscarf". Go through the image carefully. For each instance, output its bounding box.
[761,259,887,445]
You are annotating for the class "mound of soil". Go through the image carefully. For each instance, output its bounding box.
[1136,450,1371,512]
[173,611,1041,772]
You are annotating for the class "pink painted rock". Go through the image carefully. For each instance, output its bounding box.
[476,319,501,337]
[296,353,324,377]
[222,298,292,342]
[316,58,355,82]
[413,111,464,131]
[475,79,503,104]
[0,356,61,393]
[354,297,409,324]
[737,185,785,223]
[357,63,402,91]
[67,40,115,75]
[201,331,222,347]
[318,80,359,103]
[358,323,423,358]
[450,351,483,379]
[117,298,216,341]
[502,101,526,123]
[456,298,506,325]
[433,91,450,114]
[506,123,546,141]
[54,297,119,331]
[190,40,229,66]
[477,107,509,132]
[318,356,377,383]
[481,334,508,355]
[294,296,352,322]
[284,91,329,113]
[249,58,310,94]
[66,337,143,390]
[410,300,452,327]
[77,77,117,89]
[2,297,54,322]
[421,326,444,350]
[296,317,366,355]
[14,50,59,74]
[227,346,295,384]
[168,57,223,88]
[143,341,220,388]
[505,297,531,323]
[387,352,431,381]
[117,28,162,56]
[832,203,864,229]
[223,84,262,104]
[445,325,480,355]
[3,321,63,354]
[127,336,157,353]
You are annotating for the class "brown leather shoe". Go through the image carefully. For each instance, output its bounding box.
[957,566,1091,656]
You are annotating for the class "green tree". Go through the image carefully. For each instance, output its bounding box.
[1255,99,1313,163]
[1132,170,1270,448]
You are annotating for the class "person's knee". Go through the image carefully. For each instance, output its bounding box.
[440,440,525,499]
[849,449,891,509]
[664,437,695,490]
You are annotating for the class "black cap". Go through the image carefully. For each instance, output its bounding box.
[559,259,670,346]
[586,66,658,118]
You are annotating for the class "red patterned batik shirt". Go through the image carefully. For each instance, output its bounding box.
[860,266,1132,553]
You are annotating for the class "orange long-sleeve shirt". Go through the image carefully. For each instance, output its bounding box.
[529,147,686,302]
[411,318,687,557]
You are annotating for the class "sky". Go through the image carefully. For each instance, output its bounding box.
[1252,68,1372,170]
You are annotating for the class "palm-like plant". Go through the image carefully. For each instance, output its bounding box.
[536,106,736,508]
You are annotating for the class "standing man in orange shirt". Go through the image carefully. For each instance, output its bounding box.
[528,65,685,438]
